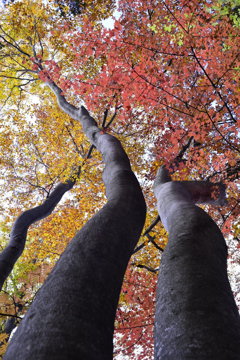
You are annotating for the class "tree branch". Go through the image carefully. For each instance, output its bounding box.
[132,215,161,254]
[191,47,236,123]
[46,81,81,121]
[133,263,159,273]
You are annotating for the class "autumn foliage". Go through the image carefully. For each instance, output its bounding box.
[0,0,239,358]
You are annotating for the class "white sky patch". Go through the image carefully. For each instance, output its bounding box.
[102,7,121,29]
[102,17,115,29]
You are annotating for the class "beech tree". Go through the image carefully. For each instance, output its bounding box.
[0,0,239,358]
[3,104,146,359]
[154,167,240,359]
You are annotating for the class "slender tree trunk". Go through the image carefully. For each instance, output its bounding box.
[153,167,240,360]
[4,106,146,360]
[0,180,75,290]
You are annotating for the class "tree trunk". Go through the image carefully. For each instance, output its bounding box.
[4,107,146,360]
[154,167,240,360]
[0,180,76,291]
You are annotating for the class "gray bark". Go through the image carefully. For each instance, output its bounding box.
[0,180,75,291]
[4,97,146,359]
[154,167,240,360]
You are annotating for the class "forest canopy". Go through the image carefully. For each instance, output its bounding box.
[0,0,239,358]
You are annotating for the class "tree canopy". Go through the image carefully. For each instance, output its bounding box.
[0,0,239,358]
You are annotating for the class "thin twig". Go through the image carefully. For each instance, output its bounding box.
[191,47,236,123]
[0,313,22,320]
[132,263,159,273]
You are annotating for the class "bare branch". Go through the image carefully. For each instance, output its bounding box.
[133,263,159,273]
[191,47,237,123]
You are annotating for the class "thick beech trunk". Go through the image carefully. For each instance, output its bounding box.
[154,167,240,360]
[4,105,146,359]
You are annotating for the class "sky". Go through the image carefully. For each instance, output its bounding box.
[102,6,121,29]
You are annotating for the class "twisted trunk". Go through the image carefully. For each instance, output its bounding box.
[4,102,146,359]
[0,180,75,290]
[154,167,240,360]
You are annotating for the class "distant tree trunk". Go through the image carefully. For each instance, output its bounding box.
[153,167,240,360]
[4,106,146,360]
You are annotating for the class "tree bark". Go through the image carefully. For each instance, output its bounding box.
[0,180,75,291]
[153,167,240,360]
[4,103,146,359]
